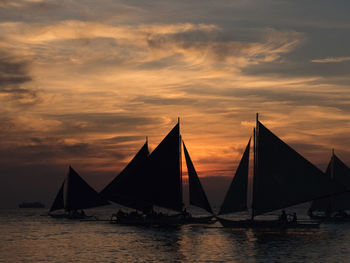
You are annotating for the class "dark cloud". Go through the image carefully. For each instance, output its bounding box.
[146,27,300,64]
[44,113,162,134]
[0,51,42,106]
[137,55,184,70]
[242,58,350,79]
[178,84,350,112]
[0,135,139,167]
[0,52,31,87]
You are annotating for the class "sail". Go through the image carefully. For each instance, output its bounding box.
[219,139,250,215]
[252,121,346,216]
[100,141,152,211]
[310,154,350,212]
[333,154,350,188]
[308,161,332,212]
[49,181,65,212]
[65,166,109,211]
[148,123,183,211]
[183,142,213,214]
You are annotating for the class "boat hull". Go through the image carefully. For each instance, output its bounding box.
[217,217,319,229]
[184,215,216,224]
[49,213,94,220]
[309,214,350,223]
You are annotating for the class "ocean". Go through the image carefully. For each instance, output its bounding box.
[1,207,350,262]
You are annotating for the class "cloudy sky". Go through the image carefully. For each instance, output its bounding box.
[1,0,350,207]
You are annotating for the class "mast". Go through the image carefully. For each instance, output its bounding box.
[331,148,335,180]
[178,117,183,210]
[251,113,258,220]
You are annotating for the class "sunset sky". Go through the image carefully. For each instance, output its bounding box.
[1,0,350,207]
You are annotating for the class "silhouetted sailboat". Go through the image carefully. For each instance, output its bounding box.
[309,150,350,221]
[103,119,214,226]
[217,114,346,228]
[49,166,109,219]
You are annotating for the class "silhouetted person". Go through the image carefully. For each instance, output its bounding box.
[279,210,287,222]
[292,213,297,223]
[325,205,332,218]
[307,208,313,217]
[335,210,348,218]
[116,209,126,218]
[181,208,191,219]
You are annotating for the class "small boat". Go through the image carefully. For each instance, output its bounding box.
[101,119,215,226]
[49,166,109,219]
[217,113,345,229]
[19,202,45,208]
[309,150,350,222]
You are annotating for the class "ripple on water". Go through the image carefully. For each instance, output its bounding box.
[1,208,350,262]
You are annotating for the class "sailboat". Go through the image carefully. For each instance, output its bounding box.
[308,150,350,221]
[101,119,214,226]
[49,166,109,219]
[217,113,346,228]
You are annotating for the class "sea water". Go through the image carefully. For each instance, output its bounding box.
[0,208,349,262]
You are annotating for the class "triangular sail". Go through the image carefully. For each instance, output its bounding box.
[49,181,65,212]
[252,121,346,216]
[100,141,152,211]
[183,142,213,214]
[65,166,109,211]
[219,139,251,215]
[148,123,183,211]
[310,154,350,213]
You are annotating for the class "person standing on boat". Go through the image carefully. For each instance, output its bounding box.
[292,213,297,222]
[279,210,288,222]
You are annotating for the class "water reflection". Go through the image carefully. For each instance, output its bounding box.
[1,209,350,262]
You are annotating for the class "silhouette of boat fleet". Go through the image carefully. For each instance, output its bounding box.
[48,114,350,228]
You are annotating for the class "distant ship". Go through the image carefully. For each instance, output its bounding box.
[19,202,45,208]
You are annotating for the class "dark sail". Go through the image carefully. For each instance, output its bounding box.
[333,154,350,188]
[49,181,65,212]
[252,121,346,216]
[183,142,213,214]
[100,141,152,211]
[308,161,332,212]
[310,154,350,212]
[148,123,183,211]
[65,166,109,211]
[219,139,250,215]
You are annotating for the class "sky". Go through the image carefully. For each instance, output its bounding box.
[1,0,350,208]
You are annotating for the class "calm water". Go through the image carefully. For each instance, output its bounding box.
[1,208,350,262]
